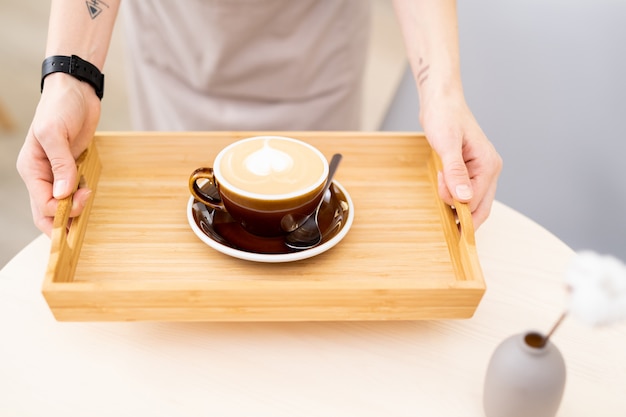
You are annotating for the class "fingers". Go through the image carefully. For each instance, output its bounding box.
[32,123,78,201]
[471,179,498,228]
[17,131,91,236]
[17,74,101,235]
[28,195,53,236]
[71,188,92,216]
[437,170,454,206]
[436,141,502,229]
[24,184,91,238]
[439,153,473,203]
[426,125,474,205]
[439,168,495,229]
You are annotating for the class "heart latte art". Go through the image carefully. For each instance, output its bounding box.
[217,137,327,197]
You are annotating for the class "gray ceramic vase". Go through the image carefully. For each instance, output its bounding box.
[483,331,566,417]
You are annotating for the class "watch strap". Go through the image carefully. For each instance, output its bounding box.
[41,55,104,99]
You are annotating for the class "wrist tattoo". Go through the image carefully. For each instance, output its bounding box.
[417,57,430,87]
[86,0,109,19]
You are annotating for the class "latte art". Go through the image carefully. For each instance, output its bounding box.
[244,142,293,177]
[217,137,327,197]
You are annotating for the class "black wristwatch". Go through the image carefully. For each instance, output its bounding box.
[41,55,105,100]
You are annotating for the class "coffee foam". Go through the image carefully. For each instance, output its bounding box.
[244,142,293,177]
[218,137,326,197]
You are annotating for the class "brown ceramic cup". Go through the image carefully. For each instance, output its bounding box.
[189,136,329,237]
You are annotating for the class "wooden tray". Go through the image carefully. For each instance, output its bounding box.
[42,132,485,321]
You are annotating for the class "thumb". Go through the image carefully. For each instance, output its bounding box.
[47,140,78,200]
[440,152,473,202]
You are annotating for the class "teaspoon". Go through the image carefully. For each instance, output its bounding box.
[285,153,342,250]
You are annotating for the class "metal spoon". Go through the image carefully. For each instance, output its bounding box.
[285,153,342,250]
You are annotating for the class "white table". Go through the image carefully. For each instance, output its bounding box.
[1,201,625,416]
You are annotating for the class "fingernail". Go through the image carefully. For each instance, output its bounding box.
[53,179,67,198]
[455,184,473,200]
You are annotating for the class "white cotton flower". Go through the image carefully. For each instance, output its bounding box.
[565,251,626,326]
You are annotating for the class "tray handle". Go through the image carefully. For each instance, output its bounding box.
[427,150,483,283]
[453,199,475,247]
[46,142,102,284]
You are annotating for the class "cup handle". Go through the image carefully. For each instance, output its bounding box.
[189,167,226,211]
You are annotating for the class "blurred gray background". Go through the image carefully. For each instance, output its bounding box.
[383,0,626,261]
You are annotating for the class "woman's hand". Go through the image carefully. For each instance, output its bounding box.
[421,95,502,228]
[16,73,101,235]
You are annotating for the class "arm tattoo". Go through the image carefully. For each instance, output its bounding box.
[86,0,109,19]
[417,57,430,87]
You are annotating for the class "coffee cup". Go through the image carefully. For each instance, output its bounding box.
[189,136,329,237]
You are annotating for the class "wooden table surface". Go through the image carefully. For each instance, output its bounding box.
[1,201,625,416]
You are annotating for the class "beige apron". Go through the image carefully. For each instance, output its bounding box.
[121,0,370,131]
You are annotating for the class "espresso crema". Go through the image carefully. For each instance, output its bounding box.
[217,137,327,197]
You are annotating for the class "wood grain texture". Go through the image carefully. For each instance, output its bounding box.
[42,132,485,321]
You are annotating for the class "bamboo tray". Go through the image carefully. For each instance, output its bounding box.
[42,132,485,321]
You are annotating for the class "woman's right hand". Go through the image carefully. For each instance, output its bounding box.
[16,73,101,236]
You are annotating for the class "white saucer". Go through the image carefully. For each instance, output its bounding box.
[187,181,354,263]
